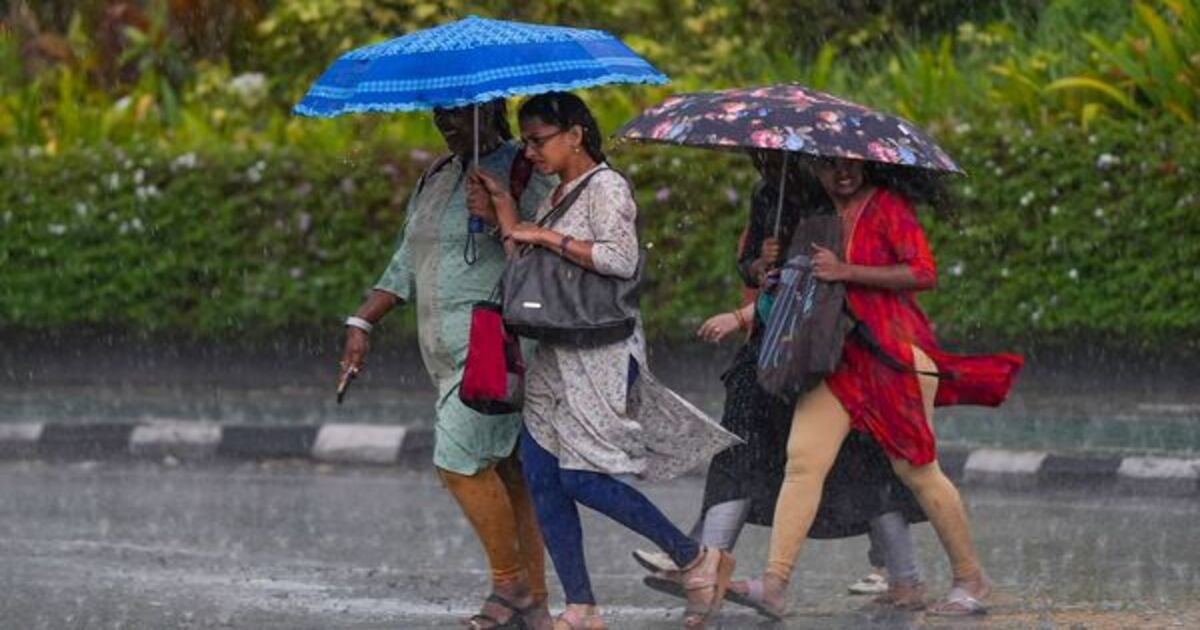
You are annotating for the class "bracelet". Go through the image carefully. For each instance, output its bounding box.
[732,308,749,331]
[345,316,374,334]
[559,235,573,256]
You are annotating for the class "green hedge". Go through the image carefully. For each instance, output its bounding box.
[3,117,1198,347]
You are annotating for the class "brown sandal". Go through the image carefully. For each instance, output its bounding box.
[873,580,926,610]
[681,547,736,628]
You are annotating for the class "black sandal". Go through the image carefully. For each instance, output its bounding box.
[465,593,537,629]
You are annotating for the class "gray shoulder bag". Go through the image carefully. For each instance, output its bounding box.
[501,168,644,347]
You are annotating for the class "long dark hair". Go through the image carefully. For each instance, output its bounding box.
[864,162,957,217]
[518,92,605,163]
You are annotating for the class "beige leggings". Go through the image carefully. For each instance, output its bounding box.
[766,346,982,583]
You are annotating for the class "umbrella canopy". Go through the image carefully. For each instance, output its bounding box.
[614,83,962,174]
[294,15,668,117]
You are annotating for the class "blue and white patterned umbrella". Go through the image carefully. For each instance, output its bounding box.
[294,15,668,117]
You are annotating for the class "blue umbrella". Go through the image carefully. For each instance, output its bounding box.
[294,16,667,263]
[293,15,669,118]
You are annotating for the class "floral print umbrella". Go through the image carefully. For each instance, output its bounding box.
[614,83,963,174]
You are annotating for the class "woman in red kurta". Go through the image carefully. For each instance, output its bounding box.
[732,157,1023,619]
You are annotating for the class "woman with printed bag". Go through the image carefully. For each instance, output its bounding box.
[337,101,558,630]
[471,91,740,630]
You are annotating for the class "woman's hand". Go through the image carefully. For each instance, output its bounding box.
[470,169,518,228]
[697,312,740,343]
[750,237,782,285]
[507,222,550,247]
[811,243,850,282]
[760,237,781,267]
[338,328,369,389]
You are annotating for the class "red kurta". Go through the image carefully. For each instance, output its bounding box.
[826,188,1024,466]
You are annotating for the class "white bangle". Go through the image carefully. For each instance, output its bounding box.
[345,316,373,334]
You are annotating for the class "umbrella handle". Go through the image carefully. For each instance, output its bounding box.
[773,151,788,238]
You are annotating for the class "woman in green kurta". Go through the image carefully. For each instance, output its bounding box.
[338,101,554,629]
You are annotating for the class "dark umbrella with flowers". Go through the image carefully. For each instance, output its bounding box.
[615,83,962,236]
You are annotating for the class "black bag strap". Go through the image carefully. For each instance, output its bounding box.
[846,308,955,380]
[414,154,455,197]
[535,167,611,230]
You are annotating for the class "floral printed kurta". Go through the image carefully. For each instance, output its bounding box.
[522,164,740,481]
[827,188,1024,466]
[375,142,553,475]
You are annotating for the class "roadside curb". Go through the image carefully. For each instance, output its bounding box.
[1,422,1197,495]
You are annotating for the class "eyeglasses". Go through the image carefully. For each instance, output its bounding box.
[519,129,566,152]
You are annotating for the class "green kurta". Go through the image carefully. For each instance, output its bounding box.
[375,142,552,475]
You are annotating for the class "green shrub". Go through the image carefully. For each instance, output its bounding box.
[3,117,1199,350]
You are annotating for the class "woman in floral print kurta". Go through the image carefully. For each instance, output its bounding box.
[473,92,740,630]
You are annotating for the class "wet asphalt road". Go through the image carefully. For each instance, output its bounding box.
[1,460,1197,630]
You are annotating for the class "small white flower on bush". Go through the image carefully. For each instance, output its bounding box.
[172,152,197,171]
[134,185,160,202]
[1020,191,1035,207]
[1094,207,1105,219]
[724,187,739,203]
[954,123,972,135]
[408,149,431,163]
[75,202,89,217]
[949,261,965,277]
[645,241,655,250]
[1049,205,1059,216]
[106,173,121,190]
[655,187,671,202]
[113,96,132,113]
[1031,308,1043,323]
[289,267,304,279]
[134,168,145,185]
[1068,268,1079,281]
[130,217,144,232]
[47,224,67,235]
[297,212,313,233]
[1096,153,1120,170]
[961,185,974,198]
[1000,267,1010,278]
[229,72,268,108]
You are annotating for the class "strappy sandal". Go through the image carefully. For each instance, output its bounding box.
[681,547,736,628]
[725,577,786,621]
[927,584,989,617]
[872,580,926,611]
[465,593,538,629]
[643,574,686,599]
[552,606,606,630]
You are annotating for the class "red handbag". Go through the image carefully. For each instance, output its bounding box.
[459,301,525,414]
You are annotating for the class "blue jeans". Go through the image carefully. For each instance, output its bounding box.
[519,427,700,604]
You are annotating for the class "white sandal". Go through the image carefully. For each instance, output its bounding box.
[847,571,889,595]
